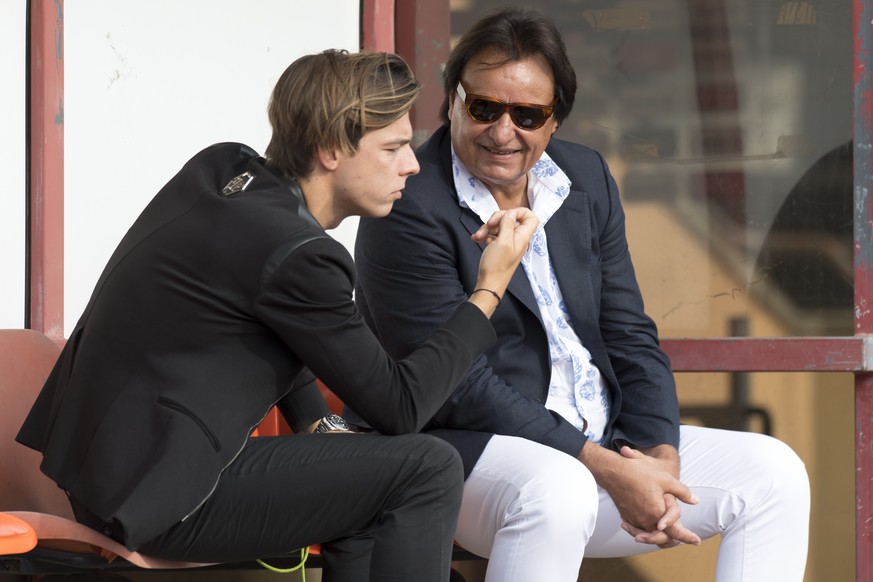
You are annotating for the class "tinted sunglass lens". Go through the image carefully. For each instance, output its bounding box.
[469,99,503,122]
[512,107,546,129]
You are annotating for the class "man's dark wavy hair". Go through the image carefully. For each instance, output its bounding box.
[440,7,576,125]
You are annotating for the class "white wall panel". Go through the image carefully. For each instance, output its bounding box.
[65,0,359,335]
[0,1,28,328]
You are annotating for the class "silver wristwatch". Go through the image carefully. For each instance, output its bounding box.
[313,413,350,433]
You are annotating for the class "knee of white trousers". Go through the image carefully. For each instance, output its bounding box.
[734,432,810,513]
[456,436,598,558]
[509,457,598,539]
[680,426,811,539]
[678,427,812,581]
[743,434,811,532]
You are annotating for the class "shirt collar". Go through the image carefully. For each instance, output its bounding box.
[450,146,572,226]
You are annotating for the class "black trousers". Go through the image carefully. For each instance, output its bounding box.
[130,433,464,581]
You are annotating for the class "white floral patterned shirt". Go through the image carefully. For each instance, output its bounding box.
[451,146,610,443]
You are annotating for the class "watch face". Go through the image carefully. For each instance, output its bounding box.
[315,414,350,433]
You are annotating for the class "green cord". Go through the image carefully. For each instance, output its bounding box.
[256,546,310,579]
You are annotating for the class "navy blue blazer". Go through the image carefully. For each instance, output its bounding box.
[354,125,680,475]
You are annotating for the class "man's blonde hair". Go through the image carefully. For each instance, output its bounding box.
[266,49,421,180]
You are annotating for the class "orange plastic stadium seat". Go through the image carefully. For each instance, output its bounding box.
[0,512,37,555]
[0,329,213,572]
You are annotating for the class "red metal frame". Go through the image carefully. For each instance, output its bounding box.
[853,1,873,578]
[394,0,449,145]
[662,337,871,372]
[28,0,64,341]
[362,0,394,52]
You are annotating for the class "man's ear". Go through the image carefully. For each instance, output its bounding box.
[316,146,340,171]
[549,118,559,136]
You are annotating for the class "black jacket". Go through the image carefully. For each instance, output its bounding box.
[17,142,495,549]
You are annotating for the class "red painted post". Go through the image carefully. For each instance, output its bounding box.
[29,0,64,341]
[854,1,873,580]
[394,0,449,146]
[362,0,394,52]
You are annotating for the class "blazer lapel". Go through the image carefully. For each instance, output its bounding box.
[458,208,540,317]
[546,187,607,360]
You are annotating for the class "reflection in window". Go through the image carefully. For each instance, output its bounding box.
[753,140,853,334]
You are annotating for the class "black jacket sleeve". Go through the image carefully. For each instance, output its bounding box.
[254,237,496,435]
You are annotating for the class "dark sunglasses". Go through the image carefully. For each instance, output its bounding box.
[456,83,557,130]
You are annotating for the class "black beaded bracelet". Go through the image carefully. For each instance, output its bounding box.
[471,288,502,305]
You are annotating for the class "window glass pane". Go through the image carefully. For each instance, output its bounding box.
[673,371,853,582]
[452,0,853,337]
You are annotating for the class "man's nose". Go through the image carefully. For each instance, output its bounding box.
[487,112,517,144]
[402,146,420,176]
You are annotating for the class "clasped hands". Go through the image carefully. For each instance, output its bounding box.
[581,441,702,549]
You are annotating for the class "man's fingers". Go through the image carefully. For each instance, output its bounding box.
[496,208,519,236]
[617,445,698,507]
[669,481,700,506]
[663,521,702,546]
[621,522,674,546]
[487,209,507,226]
[471,211,502,238]
[622,520,701,547]
[472,208,539,250]
[512,208,539,240]
[619,445,643,460]
[657,495,682,531]
[471,210,514,243]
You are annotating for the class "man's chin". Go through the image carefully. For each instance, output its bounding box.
[365,204,396,218]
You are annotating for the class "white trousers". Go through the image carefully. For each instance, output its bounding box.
[454,426,810,582]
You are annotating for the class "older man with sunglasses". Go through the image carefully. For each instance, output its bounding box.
[351,7,810,582]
